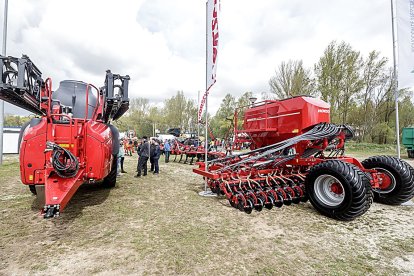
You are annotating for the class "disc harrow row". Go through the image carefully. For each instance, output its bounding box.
[209,169,308,213]
[170,140,225,164]
[195,123,345,213]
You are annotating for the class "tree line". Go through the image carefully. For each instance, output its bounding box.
[4,40,413,144]
[113,91,199,137]
[266,41,414,144]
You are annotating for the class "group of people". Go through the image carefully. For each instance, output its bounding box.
[116,135,245,178]
[208,138,235,155]
[121,138,137,156]
[117,136,173,177]
[134,136,161,177]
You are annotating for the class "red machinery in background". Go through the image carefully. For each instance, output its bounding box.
[194,96,414,220]
[0,55,130,218]
[170,138,225,165]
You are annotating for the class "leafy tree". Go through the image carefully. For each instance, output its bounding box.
[210,93,236,138]
[398,95,414,128]
[315,41,363,123]
[3,115,31,127]
[235,92,253,129]
[163,91,198,134]
[358,51,388,141]
[269,60,314,99]
[114,97,152,136]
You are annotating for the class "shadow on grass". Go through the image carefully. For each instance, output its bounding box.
[30,181,112,221]
[189,180,235,210]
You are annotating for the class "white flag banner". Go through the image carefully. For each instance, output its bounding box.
[198,0,220,122]
[396,0,414,89]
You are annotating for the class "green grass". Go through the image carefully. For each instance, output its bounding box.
[346,141,400,155]
[0,154,414,275]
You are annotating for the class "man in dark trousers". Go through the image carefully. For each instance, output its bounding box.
[151,140,161,174]
[136,140,142,173]
[149,138,155,172]
[135,136,150,177]
[164,139,171,163]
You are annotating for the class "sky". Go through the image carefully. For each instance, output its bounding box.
[1,0,394,116]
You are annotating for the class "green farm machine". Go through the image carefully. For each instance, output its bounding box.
[403,127,414,158]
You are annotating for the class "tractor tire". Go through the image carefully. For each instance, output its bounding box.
[29,185,37,195]
[361,156,414,205]
[400,159,414,184]
[305,160,373,221]
[102,155,117,188]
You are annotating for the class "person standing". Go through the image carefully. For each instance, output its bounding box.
[136,140,142,173]
[149,139,155,172]
[152,140,161,174]
[133,138,138,153]
[164,139,171,163]
[135,136,150,177]
[118,140,127,174]
[225,140,233,156]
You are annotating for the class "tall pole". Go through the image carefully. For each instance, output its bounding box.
[204,1,209,192]
[0,0,8,165]
[391,0,401,158]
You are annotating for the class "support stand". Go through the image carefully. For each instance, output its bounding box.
[401,200,414,206]
[198,189,217,197]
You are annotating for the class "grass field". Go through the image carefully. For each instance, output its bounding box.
[346,141,408,156]
[0,151,414,275]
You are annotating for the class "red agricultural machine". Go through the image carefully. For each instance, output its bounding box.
[0,55,130,218]
[193,96,414,220]
[170,139,225,165]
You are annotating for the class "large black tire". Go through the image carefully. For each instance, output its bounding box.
[400,159,414,184]
[102,155,117,188]
[361,156,414,205]
[305,160,373,221]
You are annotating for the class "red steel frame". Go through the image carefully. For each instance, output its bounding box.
[19,79,116,215]
[193,96,382,211]
[170,139,225,164]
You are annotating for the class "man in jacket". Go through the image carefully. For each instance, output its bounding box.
[135,136,150,177]
[164,139,171,163]
[149,138,155,172]
[150,140,161,174]
[118,139,126,175]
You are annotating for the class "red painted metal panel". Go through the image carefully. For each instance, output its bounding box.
[243,97,330,147]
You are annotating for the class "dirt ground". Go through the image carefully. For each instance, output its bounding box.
[0,153,413,275]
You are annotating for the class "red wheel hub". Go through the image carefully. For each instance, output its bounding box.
[330,183,343,195]
[378,172,392,189]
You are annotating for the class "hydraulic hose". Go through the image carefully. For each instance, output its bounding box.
[214,123,342,172]
[46,141,79,178]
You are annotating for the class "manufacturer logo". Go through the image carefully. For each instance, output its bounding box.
[318,109,330,114]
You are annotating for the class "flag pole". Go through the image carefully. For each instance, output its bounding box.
[199,0,216,197]
[199,0,218,197]
[0,0,9,165]
[204,0,209,193]
[391,0,401,158]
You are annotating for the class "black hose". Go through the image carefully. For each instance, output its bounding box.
[214,123,342,172]
[47,141,79,178]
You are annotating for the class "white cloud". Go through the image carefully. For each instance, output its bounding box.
[1,0,393,116]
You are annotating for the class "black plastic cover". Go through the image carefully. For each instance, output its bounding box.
[53,80,97,119]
